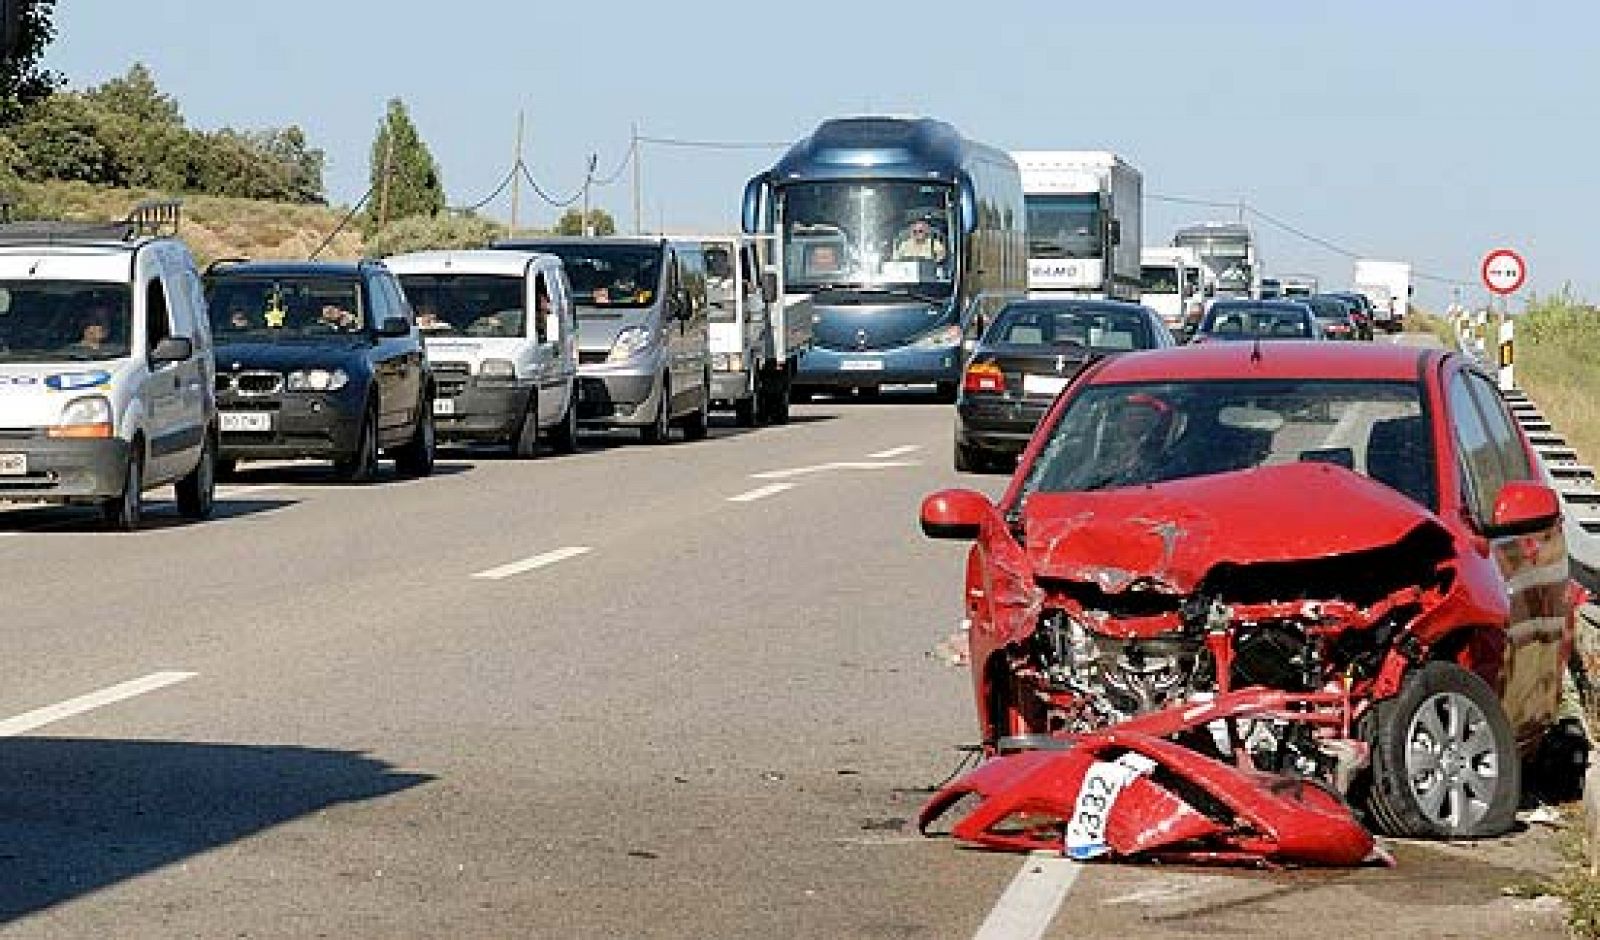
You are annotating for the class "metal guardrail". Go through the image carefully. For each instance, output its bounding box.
[1447,310,1600,589]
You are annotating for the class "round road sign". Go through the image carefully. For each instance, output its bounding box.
[1481,248,1526,295]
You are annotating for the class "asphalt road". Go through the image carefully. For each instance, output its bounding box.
[0,377,1573,937]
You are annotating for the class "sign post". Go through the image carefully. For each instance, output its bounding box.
[1481,248,1526,391]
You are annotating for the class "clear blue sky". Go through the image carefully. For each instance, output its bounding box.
[44,0,1596,308]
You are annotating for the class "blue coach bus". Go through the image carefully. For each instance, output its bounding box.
[742,117,1026,399]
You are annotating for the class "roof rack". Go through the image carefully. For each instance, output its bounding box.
[0,198,183,246]
[204,256,251,276]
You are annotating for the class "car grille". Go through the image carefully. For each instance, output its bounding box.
[217,371,284,396]
[434,361,470,397]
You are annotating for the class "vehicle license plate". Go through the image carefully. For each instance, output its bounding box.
[432,398,456,416]
[1022,374,1071,397]
[1063,753,1155,860]
[0,453,25,476]
[840,359,884,372]
[220,412,272,433]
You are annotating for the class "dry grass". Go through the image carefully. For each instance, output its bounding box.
[18,181,366,266]
[1514,293,1600,469]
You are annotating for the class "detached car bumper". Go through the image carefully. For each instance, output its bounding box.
[217,391,366,461]
[796,345,961,390]
[0,436,130,501]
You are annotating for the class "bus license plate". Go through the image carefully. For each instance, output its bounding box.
[841,359,884,372]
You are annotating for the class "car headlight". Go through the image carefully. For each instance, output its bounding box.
[479,359,517,380]
[712,352,744,372]
[912,323,963,348]
[49,395,113,438]
[608,326,652,363]
[285,368,350,392]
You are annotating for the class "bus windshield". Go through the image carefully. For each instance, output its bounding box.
[778,181,955,294]
[1026,194,1101,260]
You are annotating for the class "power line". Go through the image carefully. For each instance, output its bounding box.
[590,139,636,187]
[310,184,375,260]
[518,159,587,208]
[635,134,789,151]
[449,161,520,214]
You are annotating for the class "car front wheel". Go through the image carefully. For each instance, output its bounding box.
[102,443,144,531]
[334,404,380,483]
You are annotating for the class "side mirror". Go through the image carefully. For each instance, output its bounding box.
[1108,218,1122,247]
[150,336,193,365]
[741,175,767,234]
[1483,481,1562,539]
[958,176,978,234]
[378,316,411,337]
[920,488,992,541]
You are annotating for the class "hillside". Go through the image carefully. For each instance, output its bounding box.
[19,181,366,265]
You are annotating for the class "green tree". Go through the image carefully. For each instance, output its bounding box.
[554,207,615,236]
[83,63,181,127]
[0,1,63,124]
[10,93,111,183]
[365,98,443,233]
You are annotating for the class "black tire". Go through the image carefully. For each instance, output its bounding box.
[547,386,580,455]
[640,376,672,445]
[734,393,759,428]
[681,373,710,441]
[1365,661,1521,839]
[394,398,436,478]
[509,394,540,459]
[789,385,813,405]
[954,440,977,473]
[102,442,143,531]
[935,381,958,404]
[334,404,380,483]
[1526,716,1590,804]
[175,431,216,520]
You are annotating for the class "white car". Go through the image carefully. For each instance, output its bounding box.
[0,204,216,529]
[386,249,580,456]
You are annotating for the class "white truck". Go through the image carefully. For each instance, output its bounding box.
[691,233,806,426]
[1139,246,1204,335]
[1014,151,1142,300]
[1279,274,1319,297]
[1352,259,1412,333]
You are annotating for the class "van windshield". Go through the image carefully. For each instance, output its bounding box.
[398,274,526,337]
[520,244,662,312]
[207,277,367,340]
[0,281,132,362]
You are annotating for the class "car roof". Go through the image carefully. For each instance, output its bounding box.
[1089,341,1436,384]
[383,249,551,276]
[207,260,374,279]
[999,298,1147,314]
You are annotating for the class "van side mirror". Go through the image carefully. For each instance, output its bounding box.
[1108,219,1122,246]
[150,336,193,365]
[378,316,411,337]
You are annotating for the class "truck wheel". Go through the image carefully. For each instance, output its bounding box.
[935,381,958,404]
[681,371,711,441]
[548,387,580,455]
[510,395,540,459]
[334,404,380,483]
[175,431,217,520]
[394,398,436,478]
[1365,661,1520,839]
[640,377,672,445]
[102,443,144,531]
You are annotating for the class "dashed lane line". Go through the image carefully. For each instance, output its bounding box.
[0,671,197,737]
[751,460,919,481]
[867,444,924,460]
[727,482,797,503]
[471,546,592,581]
[972,852,1083,940]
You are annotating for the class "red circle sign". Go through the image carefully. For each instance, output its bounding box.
[1481,248,1526,295]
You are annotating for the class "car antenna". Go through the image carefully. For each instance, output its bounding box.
[1250,334,1263,363]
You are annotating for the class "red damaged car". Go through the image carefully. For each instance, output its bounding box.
[919,341,1582,866]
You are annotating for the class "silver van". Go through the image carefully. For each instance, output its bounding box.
[495,237,711,443]
[386,250,580,457]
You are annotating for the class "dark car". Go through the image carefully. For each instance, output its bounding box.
[1325,291,1377,340]
[1301,294,1361,340]
[919,342,1580,860]
[205,260,436,481]
[954,299,1173,472]
[1190,299,1323,343]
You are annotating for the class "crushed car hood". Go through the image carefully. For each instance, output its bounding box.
[1023,462,1447,595]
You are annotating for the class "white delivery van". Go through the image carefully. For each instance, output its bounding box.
[386,249,580,457]
[0,202,217,530]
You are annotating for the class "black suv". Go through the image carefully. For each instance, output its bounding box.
[204,260,435,481]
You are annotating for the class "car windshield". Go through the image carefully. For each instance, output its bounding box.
[398,274,526,338]
[987,302,1152,352]
[778,180,956,294]
[208,277,366,340]
[0,281,132,362]
[1026,194,1101,260]
[1200,304,1312,339]
[1019,379,1434,508]
[1140,265,1180,294]
[1304,297,1349,320]
[521,244,661,313]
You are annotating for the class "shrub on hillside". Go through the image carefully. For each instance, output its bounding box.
[1520,287,1600,351]
[365,212,507,258]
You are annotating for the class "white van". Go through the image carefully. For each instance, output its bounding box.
[386,250,580,456]
[0,204,217,529]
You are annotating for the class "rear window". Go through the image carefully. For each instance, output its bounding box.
[1200,304,1311,339]
[987,303,1153,352]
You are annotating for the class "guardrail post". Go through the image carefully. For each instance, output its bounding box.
[1498,316,1515,390]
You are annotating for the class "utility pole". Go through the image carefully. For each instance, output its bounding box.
[581,153,598,236]
[377,127,396,228]
[509,110,524,237]
[631,122,643,235]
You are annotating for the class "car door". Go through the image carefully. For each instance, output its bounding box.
[543,264,578,420]
[164,259,211,471]
[529,269,565,426]
[1450,368,1570,741]
[662,250,690,412]
[368,275,416,442]
[139,261,184,484]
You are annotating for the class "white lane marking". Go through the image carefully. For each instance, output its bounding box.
[0,671,197,737]
[752,460,918,480]
[727,482,797,503]
[868,444,923,460]
[972,852,1083,940]
[216,484,283,498]
[472,546,591,581]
